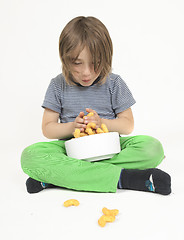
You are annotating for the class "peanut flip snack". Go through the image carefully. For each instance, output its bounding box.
[73,112,109,138]
[63,199,119,227]
[98,207,119,227]
[63,199,80,207]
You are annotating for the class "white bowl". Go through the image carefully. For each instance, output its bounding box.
[65,132,121,162]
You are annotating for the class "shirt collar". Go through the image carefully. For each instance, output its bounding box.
[70,76,101,87]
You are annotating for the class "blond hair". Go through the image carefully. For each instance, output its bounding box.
[59,16,113,85]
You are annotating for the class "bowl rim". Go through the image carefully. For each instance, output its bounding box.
[65,131,120,144]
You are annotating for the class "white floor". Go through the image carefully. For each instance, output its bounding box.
[1,136,184,240]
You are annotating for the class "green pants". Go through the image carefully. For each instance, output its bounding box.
[21,135,164,193]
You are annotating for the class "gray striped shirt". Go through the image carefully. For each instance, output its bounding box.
[42,73,136,123]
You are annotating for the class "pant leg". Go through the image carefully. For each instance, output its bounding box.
[102,135,165,169]
[21,140,121,193]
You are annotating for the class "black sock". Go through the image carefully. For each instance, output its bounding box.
[118,168,171,195]
[26,178,55,194]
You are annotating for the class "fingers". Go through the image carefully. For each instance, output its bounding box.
[79,111,85,118]
[83,116,94,125]
[86,108,97,115]
[75,109,100,131]
[75,120,86,132]
[84,108,101,128]
[74,112,86,132]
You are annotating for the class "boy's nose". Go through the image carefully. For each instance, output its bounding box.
[83,64,92,75]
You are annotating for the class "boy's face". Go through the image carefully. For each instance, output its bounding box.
[70,46,100,86]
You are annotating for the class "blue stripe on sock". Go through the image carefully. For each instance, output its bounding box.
[41,182,48,188]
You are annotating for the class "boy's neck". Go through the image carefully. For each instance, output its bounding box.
[70,76,101,87]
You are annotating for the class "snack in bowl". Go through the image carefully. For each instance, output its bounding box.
[73,122,109,138]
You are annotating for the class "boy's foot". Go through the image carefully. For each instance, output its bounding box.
[118,168,171,195]
[26,177,55,194]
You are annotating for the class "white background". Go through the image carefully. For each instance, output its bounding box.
[0,0,184,239]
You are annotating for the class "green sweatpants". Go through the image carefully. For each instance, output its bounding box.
[21,135,164,193]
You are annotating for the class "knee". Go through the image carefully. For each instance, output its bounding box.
[21,144,34,171]
[21,142,42,171]
[141,135,165,167]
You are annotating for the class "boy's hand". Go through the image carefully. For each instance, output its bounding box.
[84,108,102,129]
[73,112,86,132]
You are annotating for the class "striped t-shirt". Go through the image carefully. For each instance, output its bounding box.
[42,73,136,123]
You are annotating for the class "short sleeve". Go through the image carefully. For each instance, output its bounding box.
[110,75,136,114]
[42,78,62,114]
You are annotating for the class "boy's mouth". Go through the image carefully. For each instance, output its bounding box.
[82,79,91,83]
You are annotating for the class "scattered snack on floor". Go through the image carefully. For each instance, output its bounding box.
[63,199,80,207]
[63,200,119,227]
[102,207,119,216]
[98,215,116,227]
[98,207,119,227]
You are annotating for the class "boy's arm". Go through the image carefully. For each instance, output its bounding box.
[101,108,134,135]
[42,108,87,139]
[42,108,74,139]
[42,107,134,139]
[85,107,134,135]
